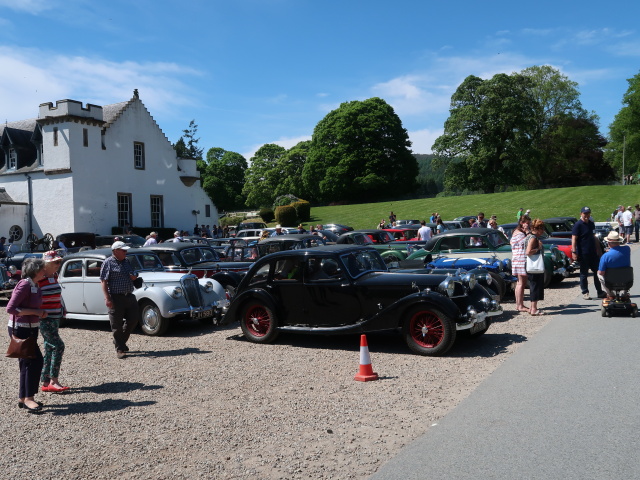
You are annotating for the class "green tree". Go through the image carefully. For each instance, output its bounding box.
[242,144,286,207]
[303,97,418,202]
[274,140,310,199]
[520,65,607,186]
[606,71,640,178]
[201,148,248,212]
[432,74,540,193]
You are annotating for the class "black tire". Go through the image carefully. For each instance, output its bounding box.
[240,301,279,344]
[402,306,456,356]
[43,233,54,251]
[139,300,170,336]
[488,272,505,300]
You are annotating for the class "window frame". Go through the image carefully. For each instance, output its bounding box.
[134,142,145,169]
[8,148,17,170]
[150,195,164,228]
[117,193,132,229]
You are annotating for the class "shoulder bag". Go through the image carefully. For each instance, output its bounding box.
[525,235,545,274]
[6,313,38,359]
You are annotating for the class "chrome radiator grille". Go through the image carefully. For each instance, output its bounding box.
[181,275,204,307]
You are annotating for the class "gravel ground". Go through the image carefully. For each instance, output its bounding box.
[0,267,599,479]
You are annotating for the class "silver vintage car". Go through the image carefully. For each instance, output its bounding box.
[58,248,229,336]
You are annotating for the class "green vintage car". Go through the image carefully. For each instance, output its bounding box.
[401,228,569,288]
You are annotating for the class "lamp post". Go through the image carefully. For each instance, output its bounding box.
[192,209,200,226]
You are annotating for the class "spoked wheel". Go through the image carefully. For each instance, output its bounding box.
[241,301,279,343]
[26,233,38,252]
[43,233,54,251]
[403,306,455,356]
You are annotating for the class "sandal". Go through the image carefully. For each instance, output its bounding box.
[530,311,545,316]
[517,307,530,313]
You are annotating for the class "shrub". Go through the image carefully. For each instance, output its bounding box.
[275,205,297,227]
[259,207,275,223]
[292,201,310,222]
[273,194,299,208]
[219,216,239,227]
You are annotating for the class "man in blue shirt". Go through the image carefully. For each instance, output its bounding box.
[597,231,631,299]
[572,206,605,300]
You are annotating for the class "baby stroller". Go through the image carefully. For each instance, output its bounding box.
[601,267,637,317]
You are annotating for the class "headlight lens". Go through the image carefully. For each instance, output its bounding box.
[503,258,512,272]
[170,287,183,299]
[204,281,214,293]
[438,277,456,297]
[462,272,477,290]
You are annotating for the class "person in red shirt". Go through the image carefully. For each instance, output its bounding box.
[38,251,69,392]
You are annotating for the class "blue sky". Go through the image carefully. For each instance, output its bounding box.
[1,0,639,160]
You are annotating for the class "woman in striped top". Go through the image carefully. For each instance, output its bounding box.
[38,251,69,392]
[510,215,531,313]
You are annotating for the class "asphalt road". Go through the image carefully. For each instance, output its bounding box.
[371,248,640,480]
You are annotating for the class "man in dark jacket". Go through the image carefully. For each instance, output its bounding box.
[571,207,605,300]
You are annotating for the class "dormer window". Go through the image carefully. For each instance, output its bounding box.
[8,148,17,170]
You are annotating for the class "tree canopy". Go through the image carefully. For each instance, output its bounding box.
[242,143,286,208]
[606,71,640,177]
[302,97,418,203]
[201,148,248,212]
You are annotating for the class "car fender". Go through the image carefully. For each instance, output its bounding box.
[373,291,461,329]
[134,286,190,319]
[211,271,243,288]
[221,288,278,325]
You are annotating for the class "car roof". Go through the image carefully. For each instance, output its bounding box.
[434,227,496,236]
[260,234,320,242]
[136,243,213,252]
[255,244,375,257]
[543,217,575,222]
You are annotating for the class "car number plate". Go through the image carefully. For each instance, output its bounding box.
[470,319,487,334]
[192,309,213,320]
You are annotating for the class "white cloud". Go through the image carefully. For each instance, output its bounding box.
[0,0,53,13]
[408,128,442,155]
[0,46,202,122]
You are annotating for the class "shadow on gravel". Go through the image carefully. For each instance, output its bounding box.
[226,328,528,359]
[74,381,163,394]
[128,347,212,358]
[45,399,156,416]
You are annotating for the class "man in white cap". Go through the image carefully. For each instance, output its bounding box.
[270,225,285,237]
[99,241,139,359]
[597,231,631,299]
[622,206,633,243]
[143,231,158,247]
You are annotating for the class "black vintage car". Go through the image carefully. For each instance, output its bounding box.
[221,245,502,356]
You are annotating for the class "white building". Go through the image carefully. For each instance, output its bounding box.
[0,90,217,243]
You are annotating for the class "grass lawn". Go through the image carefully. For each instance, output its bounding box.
[262,185,640,230]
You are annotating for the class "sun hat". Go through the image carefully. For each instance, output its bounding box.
[43,251,63,262]
[275,224,282,229]
[606,231,621,243]
[111,241,130,250]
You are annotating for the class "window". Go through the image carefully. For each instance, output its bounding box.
[37,143,43,167]
[53,128,58,146]
[86,260,103,277]
[134,142,145,169]
[205,205,211,217]
[117,193,132,228]
[8,148,17,169]
[83,128,88,147]
[150,195,163,228]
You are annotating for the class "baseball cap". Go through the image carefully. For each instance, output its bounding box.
[581,206,591,214]
[111,241,130,250]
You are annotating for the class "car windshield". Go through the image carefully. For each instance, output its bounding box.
[341,250,387,278]
[128,253,165,271]
[180,247,220,265]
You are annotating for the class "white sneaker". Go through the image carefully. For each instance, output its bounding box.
[583,293,591,300]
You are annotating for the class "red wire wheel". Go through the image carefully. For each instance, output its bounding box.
[403,306,455,356]
[241,301,279,343]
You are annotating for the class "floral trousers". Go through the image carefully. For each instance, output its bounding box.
[39,313,65,382]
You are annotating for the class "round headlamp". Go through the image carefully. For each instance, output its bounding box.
[462,272,477,290]
[204,281,214,293]
[170,286,183,299]
[438,277,456,297]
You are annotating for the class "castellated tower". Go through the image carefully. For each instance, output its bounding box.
[38,99,105,173]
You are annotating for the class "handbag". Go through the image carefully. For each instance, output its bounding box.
[6,317,38,359]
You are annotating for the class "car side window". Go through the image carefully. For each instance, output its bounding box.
[439,237,459,250]
[127,255,142,271]
[86,260,103,277]
[62,260,83,278]
[273,258,301,282]
[249,263,270,286]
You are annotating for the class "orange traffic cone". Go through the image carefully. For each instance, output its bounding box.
[354,334,379,382]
